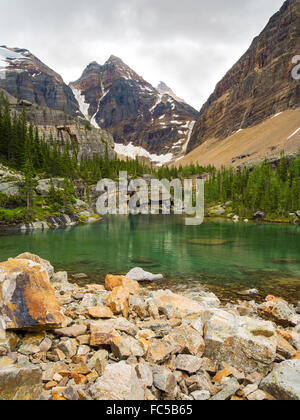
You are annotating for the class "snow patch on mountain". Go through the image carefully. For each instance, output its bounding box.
[71,88,90,120]
[0,47,29,69]
[115,142,173,166]
[287,128,300,140]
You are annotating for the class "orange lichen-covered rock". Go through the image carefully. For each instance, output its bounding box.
[0,259,64,331]
[105,275,140,295]
[106,286,130,319]
[212,369,232,383]
[88,306,114,319]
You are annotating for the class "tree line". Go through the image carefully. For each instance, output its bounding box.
[205,154,300,217]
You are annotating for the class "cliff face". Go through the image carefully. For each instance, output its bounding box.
[70,56,198,163]
[1,87,115,160]
[187,0,300,154]
[0,46,80,117]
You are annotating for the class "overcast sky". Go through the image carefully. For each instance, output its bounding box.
[0,0,285,109]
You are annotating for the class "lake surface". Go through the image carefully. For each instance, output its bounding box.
[0,215,300,303]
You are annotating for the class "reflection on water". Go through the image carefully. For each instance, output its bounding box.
[0,215,300,303]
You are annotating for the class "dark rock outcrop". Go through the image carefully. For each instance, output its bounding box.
[187,0,300,154]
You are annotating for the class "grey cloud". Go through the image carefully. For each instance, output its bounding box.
[0,0,285,108]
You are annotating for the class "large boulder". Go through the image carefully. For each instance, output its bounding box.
[261,360,300,400]
[0,364,43,400]
[36,178,64,198]
[203,310,277,374]
[0,181,21,196]
[0,258,64,330]
[16,252,54,279]
[90,361,144,400]
[253,211,265,220]
[126,267,163,282]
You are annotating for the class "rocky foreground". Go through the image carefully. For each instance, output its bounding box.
[0,253,299,401]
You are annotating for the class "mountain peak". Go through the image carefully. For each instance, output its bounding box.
[157,81,185,103]
[105,55,124,65]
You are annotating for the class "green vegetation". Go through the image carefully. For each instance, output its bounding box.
[205,153,300,219]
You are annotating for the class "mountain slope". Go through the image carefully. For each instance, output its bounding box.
[187,0,300,161]
[177,109,300,168]
[0,46,80,116]
[70,56,198,165]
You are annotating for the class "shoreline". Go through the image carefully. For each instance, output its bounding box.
[0,253,299,401]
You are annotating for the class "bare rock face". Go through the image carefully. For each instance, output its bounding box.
[188,0,300,154]
[0,258,64,331]
[0,46,79,116]
[70,56,198,161]
[1,91,115,161]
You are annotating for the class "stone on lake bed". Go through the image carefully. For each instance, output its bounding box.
[72,273,88,280]
[126,267,163,282]
[187,239,231,246]
[271,258,300,265]
[131,258,153,265]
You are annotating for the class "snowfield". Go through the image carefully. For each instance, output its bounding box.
[114,142,173,166]
[71,88,90,120]
[0,46,29,69]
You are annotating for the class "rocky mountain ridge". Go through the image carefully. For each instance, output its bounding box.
[187,0,300,159]
[0,46,80,117]
[70,56,199,165]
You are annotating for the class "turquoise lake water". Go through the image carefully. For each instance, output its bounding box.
[0,215,300,303]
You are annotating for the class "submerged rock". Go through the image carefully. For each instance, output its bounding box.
[187,239,231,246]
[0,258,64,331]
[126,267,163,282]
